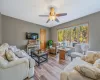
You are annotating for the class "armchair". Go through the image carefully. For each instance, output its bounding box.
[70,43,89,60]
[49,43,57,55]
[70,44,84,60]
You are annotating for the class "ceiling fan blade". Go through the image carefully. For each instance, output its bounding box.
[39,15,48,17]
[56,13,67,17]
[46,19,50,23]
[55,18,59,22]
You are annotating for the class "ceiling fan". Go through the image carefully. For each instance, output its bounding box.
[39,7,67,23]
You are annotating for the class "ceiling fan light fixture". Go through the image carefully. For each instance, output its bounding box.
[49,15,56,20]
[39,7,67,23]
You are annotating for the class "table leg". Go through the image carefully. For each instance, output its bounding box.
[46,54,48,62]
[71,57,73,61]
[38,57,40,66]
[31,52,32,57]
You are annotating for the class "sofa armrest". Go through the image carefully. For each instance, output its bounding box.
[71,47,75,52]
[0,58,29,69]
[28,57,35,67]
[23,52,36,67]
[60,72,68,80]
[16,49,36,67]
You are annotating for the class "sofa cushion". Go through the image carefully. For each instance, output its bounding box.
[5,50,18,61]
[93,59,100,69]
[74,65,100,80]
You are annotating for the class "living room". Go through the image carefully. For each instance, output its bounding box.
[0,0,100,80]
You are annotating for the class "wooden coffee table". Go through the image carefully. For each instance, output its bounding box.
[31,50,48,66]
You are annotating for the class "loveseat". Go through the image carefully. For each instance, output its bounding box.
[60,51,100,80]
[0,43,35,80]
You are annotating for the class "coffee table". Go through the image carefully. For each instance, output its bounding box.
[31,50,48,66]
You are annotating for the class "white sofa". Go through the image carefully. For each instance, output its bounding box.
[0,43,35,80]
[60,57,93,80]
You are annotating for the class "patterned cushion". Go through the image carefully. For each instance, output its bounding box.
[93,59,100,69]
[74,65,100,79]
[82,53,100,64]
[0,43,9,56]
[5,50,18,61]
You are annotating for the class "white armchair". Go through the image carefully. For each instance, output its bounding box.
[0,57,29,80]
[70,44,83,60]
[70,44,88,60]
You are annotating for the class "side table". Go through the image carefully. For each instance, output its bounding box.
[59,49,66,64]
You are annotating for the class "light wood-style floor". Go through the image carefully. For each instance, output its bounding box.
[33,54,70,80]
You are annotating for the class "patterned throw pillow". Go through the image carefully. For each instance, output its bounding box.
[0,43,9,55]
[94,59,100,69]
[0,43,9,59]
[74,65,100,80]
[5,50,18,61]
[82,53,100,64]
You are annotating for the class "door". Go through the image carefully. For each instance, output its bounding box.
[40,29,46,50]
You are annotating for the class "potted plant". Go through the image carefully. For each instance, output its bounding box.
[46,40,53,48]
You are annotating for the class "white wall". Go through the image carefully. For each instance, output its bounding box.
[2,15,50,49]
[0,13,2,44]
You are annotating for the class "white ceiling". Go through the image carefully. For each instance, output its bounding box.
[0,0,100,27]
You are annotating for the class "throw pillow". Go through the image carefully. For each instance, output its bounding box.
[9,46,20,52]
[93,59,100,69]
[5,50,18,61]
[82,53,100,64]
[74,65,100,80]
[14,50,28,58]
[0,43,9,55]
[0,43,9,59]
